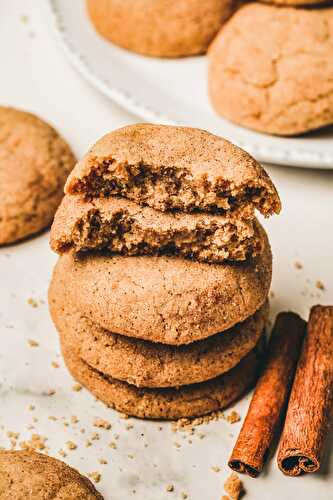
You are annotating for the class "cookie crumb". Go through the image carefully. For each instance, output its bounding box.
[46,389,56,396]
[27,339,39,347]
[85,440,92,448]
[211,466,221,473]
[19,433,47,451]
[294,261,303,270]
[98,458,108,465]
[72,383,82,392]
[226,411,241,424]
[27,404,35,411]
[224,472,243,500]
[71,415,79,424]
[93,418,111,430]
[27,297,38,308]
[181,493,188,499]
[109,441,117,449]
[66,441,77,450]
[58,449,67,457]
[166,484,174,492]
[88,472,101,484]
[316,280,325,291]
[91,432,100,441]
[51,361,59,368]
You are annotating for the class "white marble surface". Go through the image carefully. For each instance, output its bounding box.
[0,1,333,499]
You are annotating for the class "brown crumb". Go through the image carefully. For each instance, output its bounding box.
[51,361,59,368]
[316,280,325,291]
[109,441,117,449]
[6,431,19,439]
[27,405,35,411]
[224,472,243,500]
[58,449,67,457]
[88,472,101,484]
[19,434,47,452]
[85,440,92,448]
[181,493,188,499]
[91,432,100,441]
[71,416,79,424]
[125,423,134,430]
[226,411,241,424]
[166,484,174,492]
[48,416,57,421]
[127,453,134,459]
[27,339,39,347]
[294,261,303,270]
[93,418,111,430]
[27,298,38,308]
[66,441,77,450]
[211,466,221,473]
[171,411,225,433]
[98,458,108,465]
[46,389,56,396]
[72,383,82,392]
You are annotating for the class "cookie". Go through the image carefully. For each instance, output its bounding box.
[0,107,75,245]
[60,326,262,419]
[209,4,333,136]
[50,194,264,263]
[261,0,328,4]
[50,223,271,345]
[49,266,268,387]
[86,0,235,58]
[0,450,103,499]
[65,124,281,216]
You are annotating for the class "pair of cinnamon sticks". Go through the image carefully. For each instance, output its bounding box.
[229,305,333,477]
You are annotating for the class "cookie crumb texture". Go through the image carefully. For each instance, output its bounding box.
[0,450,103,499]
[0,107,75,245]
[224,472,243,500]
[65,125,281,216]
[209,4,333,136]
[51,195,263,263]
[86,0,234,58]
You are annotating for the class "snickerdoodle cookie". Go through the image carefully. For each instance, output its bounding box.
[51,223,271,345]
[60,327,262,419]
[209,4,333,136]
[86,0,235,58]
[49,266,268,387]
[50,194,264,263]
[0,107,75,245]
[65,124,281,216]
[0,450,103,499]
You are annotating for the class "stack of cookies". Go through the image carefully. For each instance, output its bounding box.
[49,124,281,420]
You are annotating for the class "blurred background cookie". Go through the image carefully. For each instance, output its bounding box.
[0,450,103,499]
[208,4,333,136]
[86,0,235,57]
[0,107,75,245]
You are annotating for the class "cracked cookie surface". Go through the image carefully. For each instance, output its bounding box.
[50,194,263,263]
[65,124,281,216]
[51,223,271,345]
[60,326,262,420]
[209,4,333,136]
[49,267,268,387]
[86,0,235,58]
[0,107,75,245]
[0,450,103,500]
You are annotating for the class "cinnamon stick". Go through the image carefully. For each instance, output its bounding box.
[277,305,333,476]
[228,312,306,477]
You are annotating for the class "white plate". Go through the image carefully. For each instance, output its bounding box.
[45,0,333,169]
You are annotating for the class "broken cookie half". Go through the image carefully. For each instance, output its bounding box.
[51,195,264,263]
[65,124,281,216]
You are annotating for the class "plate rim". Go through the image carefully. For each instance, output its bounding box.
[45,0,333,170]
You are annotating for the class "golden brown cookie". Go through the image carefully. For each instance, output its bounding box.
[50,223,271,345]
[65,124,281,216]
[0,107,75,245]
[49,266,268,387]
[209,4,333,136]
[86,0,235,58]
[0,450,103,499]
[261,0,328,4]
[60,326,262,420]
[50,194,264,263]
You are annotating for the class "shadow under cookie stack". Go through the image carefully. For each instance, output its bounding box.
[49,124,281,420]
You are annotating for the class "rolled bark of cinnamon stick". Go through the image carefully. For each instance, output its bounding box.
[228,312,306,477]
[277,305,333,476]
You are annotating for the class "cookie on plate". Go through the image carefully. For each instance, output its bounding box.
[86,0,235,58]
[60,326,263,420]
[0,450,103,499]
[209,4,333,136]
[0,107,75,245]
[49,267,268,387]
[50,223,271,345]
[65,124,281,216]
[50,194,264,263]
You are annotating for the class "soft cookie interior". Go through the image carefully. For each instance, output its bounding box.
[51,195,264,263]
